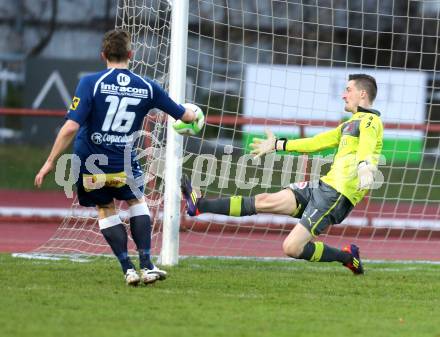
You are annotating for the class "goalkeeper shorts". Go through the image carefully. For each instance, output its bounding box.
[76,170,144,207]
[286,180,353,237]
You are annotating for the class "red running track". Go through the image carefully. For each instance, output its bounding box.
[1,190,440,260]
[2,221,440,261]
[0,189,72,208]
[0,222,60,252]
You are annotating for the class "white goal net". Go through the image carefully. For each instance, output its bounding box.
[34,0,440,261]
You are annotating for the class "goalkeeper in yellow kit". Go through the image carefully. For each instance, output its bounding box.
[181,74,382,274]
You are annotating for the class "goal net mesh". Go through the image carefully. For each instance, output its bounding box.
[34,0,440,260]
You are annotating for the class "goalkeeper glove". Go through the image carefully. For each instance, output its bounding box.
[249,129,276,158]
[173,103,205,136]
[357,161,376,190]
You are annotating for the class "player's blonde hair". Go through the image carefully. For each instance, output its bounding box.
[101,29,131,62]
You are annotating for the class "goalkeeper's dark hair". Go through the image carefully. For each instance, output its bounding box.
[102,29,131,62]
[349,74,377,103]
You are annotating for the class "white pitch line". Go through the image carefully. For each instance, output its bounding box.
[1,206,440,229]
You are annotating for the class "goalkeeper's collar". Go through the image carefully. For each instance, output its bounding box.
[357,106,381,116]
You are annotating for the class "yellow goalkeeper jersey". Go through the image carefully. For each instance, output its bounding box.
[285,107,383,205]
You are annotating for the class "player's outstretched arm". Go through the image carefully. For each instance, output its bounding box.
[180,107,197,123]
[284,127,341,153]
[172,103,205,135]
[249,126,341,158]
[34,120,80,188]
[149,81,204,135]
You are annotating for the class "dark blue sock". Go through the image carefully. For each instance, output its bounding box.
[130,215,154,269]
[115,252,134,273]
[100,224,134,273]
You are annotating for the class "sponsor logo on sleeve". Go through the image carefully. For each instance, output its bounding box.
[69,96,80,110]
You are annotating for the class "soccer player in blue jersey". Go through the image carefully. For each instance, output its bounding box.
[34,29,202,286]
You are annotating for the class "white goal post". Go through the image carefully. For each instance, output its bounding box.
[160,0,189,266]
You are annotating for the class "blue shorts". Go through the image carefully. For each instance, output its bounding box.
[76,171,144,207]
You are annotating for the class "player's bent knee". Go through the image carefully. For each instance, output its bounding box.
[282,239,304,258]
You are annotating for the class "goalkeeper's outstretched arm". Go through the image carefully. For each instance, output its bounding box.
[250,126,341,158]
[281,126,341,153]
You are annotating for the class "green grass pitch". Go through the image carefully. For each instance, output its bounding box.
[1,254,439,337]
